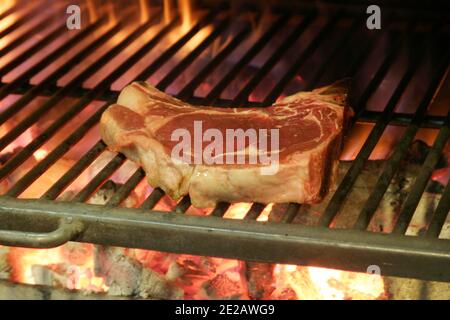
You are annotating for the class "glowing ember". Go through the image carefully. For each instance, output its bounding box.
[9,245,108,293]
[33,149,48,161]
[224,203,252,219]
[273,265,385,300]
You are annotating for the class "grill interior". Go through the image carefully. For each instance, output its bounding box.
[0,0,449,282]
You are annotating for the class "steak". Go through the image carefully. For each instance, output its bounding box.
[100,81,350,208]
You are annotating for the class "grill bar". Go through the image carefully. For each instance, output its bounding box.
[0,20,114,149]
[0,16,101,100]
[5,105,107,197]
[0,14,62,57]
[305,16,364,91]
[280,203,301,224]
[210,202,231,217]
[177,22,253,99]
[393,109,450,234]
[244,203,267,220]
[41,140,107,200]
[174,196,193,214]
[57,13,225,204]
[106,168,146,207]
[205,13,291,104]
[318,32,410,227]
[1,197,449,281]
[73,153,127,203]
[133,6,223,82]
[0,22,67,80]
[358,112,447,128]
[234,14,316,105]
[0,14,174,181]
[157,17,231,91]
[0,2,44,39]
[140,188,166,210]
[355,52,450,230]
[426,179,450,238]
[263,13,341,104]
[0,16,107,119]
[0,2,25,21]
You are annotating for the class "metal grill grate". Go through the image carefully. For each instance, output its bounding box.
[0,0,449,282]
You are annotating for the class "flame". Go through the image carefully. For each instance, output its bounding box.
[163,0,172,25]
[0,0,16,49]
[177,0,192,33]
[139,0,150,23]
[9,245,107,292]
[223,203,252,219]
[86,0,98,23]
[106,0,116,25]
[274,265,385,300]
[0,0,14,15]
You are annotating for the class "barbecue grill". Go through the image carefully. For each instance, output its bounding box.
[0,0,449,285]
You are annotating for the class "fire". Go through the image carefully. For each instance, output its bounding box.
[33,149,48,161]
[0,0,16,49]
[273,265,385,300]
[178,0,193,33]
[86,0,97,23]
[106,0,116,25]
[0,0,14,15]
[9,245,108,293]
[162,0,213,53]
[224,203,252,219]
[222,203,272,221]
[139,0,150,23]
[164,0,173,25]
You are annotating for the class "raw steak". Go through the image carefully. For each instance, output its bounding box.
[100,81,350,208]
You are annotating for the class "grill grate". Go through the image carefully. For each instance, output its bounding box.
[0,0,449,282]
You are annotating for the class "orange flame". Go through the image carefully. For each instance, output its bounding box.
[9,246,107,292]
[164,0,173,25]
[178,0,192,33]
[0,0,15,15]
[86,0,98,23]
[139,0,150,23]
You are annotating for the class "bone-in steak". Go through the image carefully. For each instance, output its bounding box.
[100,81,349,208]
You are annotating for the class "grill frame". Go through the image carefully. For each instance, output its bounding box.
[0,0,449,282]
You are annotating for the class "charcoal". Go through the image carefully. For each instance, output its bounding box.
[291,157,446,235]
[245,262,275,300]
[94,246,142,297]
[406,140,447,168]
[0,247,11,280]
[88,180,120,205]
[202,273,244,299]
[0,279,128,300]
[31,264,68,288]
[138,268,183,299]
[60,243,92,266]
